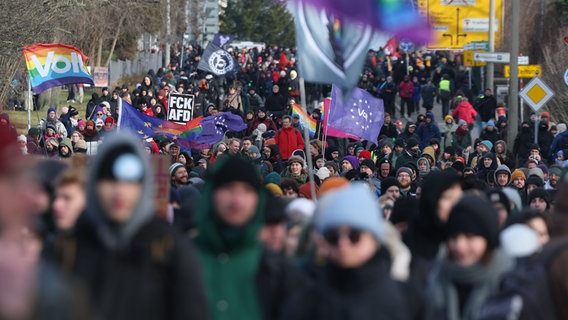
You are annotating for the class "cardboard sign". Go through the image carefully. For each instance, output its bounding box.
[152,155,171,219]
[167,93,194,124]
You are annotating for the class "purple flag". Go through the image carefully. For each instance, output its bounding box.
[212,33,235,47]
[328,85,384,144]
[197,112,247,145]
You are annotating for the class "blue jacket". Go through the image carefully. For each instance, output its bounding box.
[417,113,442,149]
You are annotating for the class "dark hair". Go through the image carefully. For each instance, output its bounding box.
[280,178,299,194]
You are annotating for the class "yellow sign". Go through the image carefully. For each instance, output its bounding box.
[504,65,542,78]
[420,0,504,50]
[464,50,487,67]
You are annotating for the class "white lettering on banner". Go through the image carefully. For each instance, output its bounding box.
[30,51,89,77]
[358,109,368,121]
[167,93,195,123]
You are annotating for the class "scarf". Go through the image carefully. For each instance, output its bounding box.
[426,249,514,320]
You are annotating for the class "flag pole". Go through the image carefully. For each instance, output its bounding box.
[299,77,316,200]
[27,78,32,130]
[321,97,331,160]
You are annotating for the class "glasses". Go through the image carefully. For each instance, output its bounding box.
[323,228,363,246]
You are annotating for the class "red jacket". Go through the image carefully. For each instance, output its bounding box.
[452,101,478,125]
[399,80,414,99]
[275,126,304,160]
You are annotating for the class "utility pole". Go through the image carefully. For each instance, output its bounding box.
[486,0,496,92]
[507,0,520,148]
[165,0,171,67]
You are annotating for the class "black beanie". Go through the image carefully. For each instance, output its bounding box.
[486,189,511,215]
[446,194,500,250]
[360,159,376,171]
[209,156,261,190]
[406,137,419,149]
[381,177,400,195]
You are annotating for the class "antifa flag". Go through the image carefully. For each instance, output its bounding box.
[212,33,235,47]
[197,42,237,76]
[289,0,373,104]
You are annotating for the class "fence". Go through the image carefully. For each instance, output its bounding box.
[109,51,162,86]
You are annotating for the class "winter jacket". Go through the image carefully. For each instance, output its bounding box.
[479,127,501,145]
[399,80,414,99]
[421,83,437,108]
[417,116,441,150]
[440,123,458,148]
[280,251,411,320]
[452,101,477,125]
[59,134,208,320]
[474,95,497,122]
[194,164,305,320]
[452,127,472,155]
[380,122,398,139]
[275,126,305,160]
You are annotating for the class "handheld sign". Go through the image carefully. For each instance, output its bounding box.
[167,93,194,124]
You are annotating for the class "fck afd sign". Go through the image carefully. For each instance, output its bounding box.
[167,93,195,124]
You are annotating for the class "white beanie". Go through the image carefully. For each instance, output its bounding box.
[17,135,27,142]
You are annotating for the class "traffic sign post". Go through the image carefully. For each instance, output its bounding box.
[400,39,414,76]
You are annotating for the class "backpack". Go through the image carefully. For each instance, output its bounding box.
[478,242,568,320]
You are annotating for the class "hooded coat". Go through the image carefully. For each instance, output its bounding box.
[397,122,419,144]
[194,158,305,320]
[63,133,208,320]
[513,122,534,165]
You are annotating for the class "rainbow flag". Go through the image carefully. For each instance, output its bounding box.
[23,43,94,94]
[291,103,317,138]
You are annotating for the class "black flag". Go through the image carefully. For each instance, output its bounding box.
[197,43,237,76]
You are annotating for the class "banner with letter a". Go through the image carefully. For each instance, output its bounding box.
[23,43,94,94]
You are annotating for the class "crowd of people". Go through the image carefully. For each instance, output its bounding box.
[2,43,568,319]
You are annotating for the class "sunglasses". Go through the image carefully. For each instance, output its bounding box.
[97,113,103,115]
[323,228,363,246]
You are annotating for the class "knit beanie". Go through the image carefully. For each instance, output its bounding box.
[288,155,305,167]
[444,115,454,122]
[169,162,185,176]
[265,183,283,196]
[317,177,349,197]
[360,159,376,171]
[528,168,544,182]
[446,195,500,250]
[511,169,526,181]
[526,175,544,188]
[209,156,261,190]
[487,189,511,215]
[341,156,359,170]
[481,140,493,151]
[47,107,56,115]
[316,167,331,180]
[406,137,419,149]
[396,167,413,178]
[316,183,384,242]
[380,177,400,195]
[264,172,282,185]
[359,150,372,159]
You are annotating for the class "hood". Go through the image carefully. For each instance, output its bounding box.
[494,140,507,152]
[425,112,435,122]
[417,157,431,176]
[494,164,511,185]
[85,132,154,251]
[479,152,498,171]
[404,121,416,133]
[58,137,74,158]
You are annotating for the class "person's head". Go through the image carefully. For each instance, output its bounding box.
[359,159,375,176]
[380,177,401,199]
[341,156,357,172]
[549,167,562,189]
[288,156,305,175]
[316,183,384,268]
[511,169,526,189]
[170,162,188,187]
[484,88,493,96]
[444,115,454,125]
[494,165,511,187]
[71,131,83,143]
[272,84,279,93]
[419,169,463,224]
[89,134,151,228]
[228,138,241,155]
[47,107,56,119]
[384,113,391,124]
[242,137,253,151]
[486,189,511,227]
[396,167,413,189]
[528,188,550,213]
[282,115,292,128]
[292,114,300,124]
[517,209,550,246]
[52,169,86,231]
[280,178,300,198]
[446,194,500,267]
[205,157,262,227]
[247,145,261,160]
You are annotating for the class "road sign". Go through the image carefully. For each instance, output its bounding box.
[564,69,568,86]
[504,65,542,78]
[463,50,487,67]
[419,0,503,50]
[463,41,489,51]
[473,52,529,64]
[519,76,554,112]
[399,39,414,51]
[474,52,510,62]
